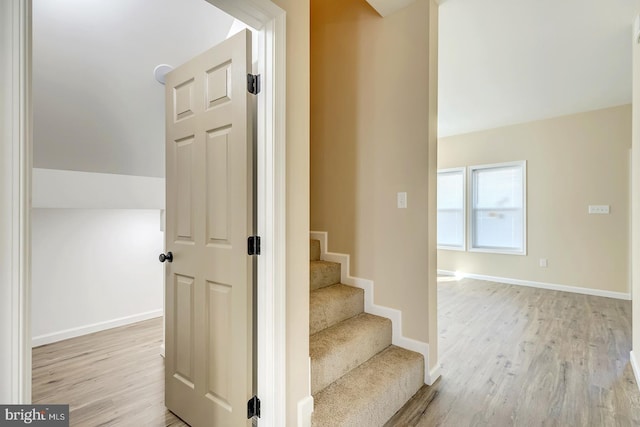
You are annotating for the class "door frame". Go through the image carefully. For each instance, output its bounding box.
[0,0,287,425]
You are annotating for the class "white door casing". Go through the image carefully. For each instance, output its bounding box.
[0,0,32,405]
[164,29,255,427]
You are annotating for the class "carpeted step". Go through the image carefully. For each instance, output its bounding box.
[310,239,321,261]
[310,313,391,394]
[310,284,364,335]
[310,260,341,290]
[312,345,424,427]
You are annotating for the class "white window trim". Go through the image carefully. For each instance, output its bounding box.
[467,161,527,256]
[437,167,466,251]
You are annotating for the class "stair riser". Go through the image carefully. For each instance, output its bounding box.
[310,261,341,290]
[310,285,364,335]
[310,315,392,394]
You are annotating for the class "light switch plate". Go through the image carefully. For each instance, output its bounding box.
[588,205,610,214]
[397,192,407,209]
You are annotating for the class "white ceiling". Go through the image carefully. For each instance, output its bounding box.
[438,0,638,137]
[35,0,638,172]
[33,0,234,177]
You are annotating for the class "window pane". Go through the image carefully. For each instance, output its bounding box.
[437,172,464,210]
[471,163,525,253]
[474,166,522,209]
[473,209,522,249]
[438,210,464,247]
[437,169,464,248]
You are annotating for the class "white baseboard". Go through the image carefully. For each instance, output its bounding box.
[437,270,631,300]
[311,231,432,385]
[427,364,441,386]
[631,351,640,392]
[32,309,163,347]
[297,395,314,427]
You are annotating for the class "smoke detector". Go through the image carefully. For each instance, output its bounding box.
[153,64,174,85]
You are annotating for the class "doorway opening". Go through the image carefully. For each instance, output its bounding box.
[5,0,288,424]
[30,1,254,423]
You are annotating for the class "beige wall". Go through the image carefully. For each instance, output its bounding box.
[271,0,311,424]
[311,0,437,354]
[631,2,640,381]
[439,105,631,294]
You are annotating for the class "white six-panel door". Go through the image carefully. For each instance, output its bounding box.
[164,29,254,427]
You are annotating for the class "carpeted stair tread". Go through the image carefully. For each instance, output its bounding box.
[310,313,391,394]
[310,239,321,261]
[312,345,424,427]
[310,284,364,335]
[310,260,341,290]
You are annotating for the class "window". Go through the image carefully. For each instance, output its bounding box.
[437,168,465,250]
[469,161,526,254]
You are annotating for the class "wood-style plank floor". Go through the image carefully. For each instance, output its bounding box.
[386,277,640,427]
[33,278,640,427]
[32,317,188,427]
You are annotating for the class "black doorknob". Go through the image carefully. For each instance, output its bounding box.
[159,252,173,263]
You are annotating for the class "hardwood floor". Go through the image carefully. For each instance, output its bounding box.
[386,277,640,427]
[32,317,187,427]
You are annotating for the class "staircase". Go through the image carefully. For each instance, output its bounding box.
[309,239,424,426]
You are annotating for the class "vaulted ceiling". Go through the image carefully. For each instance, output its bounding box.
[33,0,234,177]
[438,0,637,137]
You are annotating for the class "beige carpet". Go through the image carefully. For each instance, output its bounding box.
[309,239,424,426]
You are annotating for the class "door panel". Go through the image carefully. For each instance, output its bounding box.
[175,137,195,242]
[164,29,254,427]
[206,281,232,406]
[174,79,196,121]
[206,62,232,108]
[174,274,195,388]
[206,129,230,244]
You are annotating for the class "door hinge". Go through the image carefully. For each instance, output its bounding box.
[247,395,261,419]
[248,236,261,256]
[247,74,260,95]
